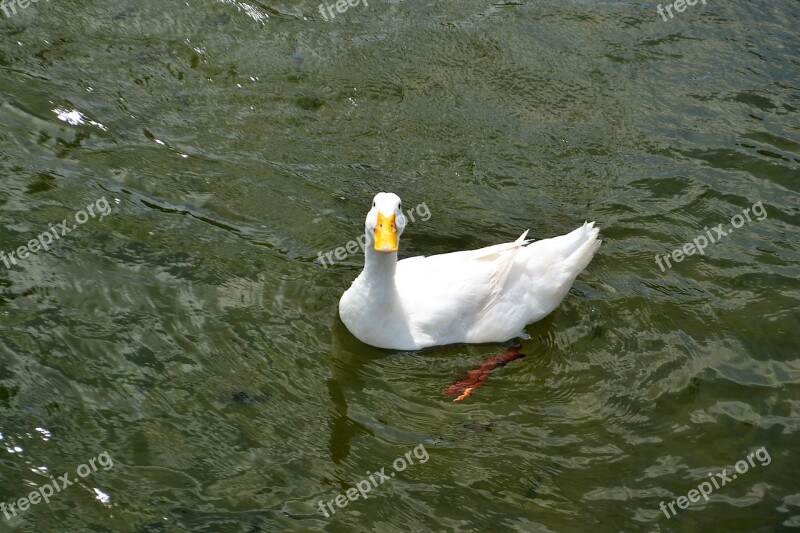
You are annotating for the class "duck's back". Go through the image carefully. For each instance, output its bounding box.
[395,223,600,346]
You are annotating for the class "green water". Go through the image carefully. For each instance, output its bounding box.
[1,0,798,531]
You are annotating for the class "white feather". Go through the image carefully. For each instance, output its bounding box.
[339,193,601,350]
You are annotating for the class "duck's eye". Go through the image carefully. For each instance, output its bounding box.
[399,202,402,210]
[373,202,376,207]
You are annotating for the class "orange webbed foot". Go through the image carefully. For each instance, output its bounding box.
[444,346,525,401]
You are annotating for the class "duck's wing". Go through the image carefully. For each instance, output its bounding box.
[394,232,531,342]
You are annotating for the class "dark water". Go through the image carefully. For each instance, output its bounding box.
[1,0,798,531]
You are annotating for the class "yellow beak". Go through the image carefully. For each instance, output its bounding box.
[374,212,398,252]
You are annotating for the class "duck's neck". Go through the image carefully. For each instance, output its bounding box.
[363,245,398,286]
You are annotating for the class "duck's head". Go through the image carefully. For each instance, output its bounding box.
[366,192,406,253]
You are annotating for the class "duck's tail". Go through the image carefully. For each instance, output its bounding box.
[557,221,601,273]
[517,222,601,322]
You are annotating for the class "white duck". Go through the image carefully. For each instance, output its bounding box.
[339,193,600,350]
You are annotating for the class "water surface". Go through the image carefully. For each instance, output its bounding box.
[0,0,798,531]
